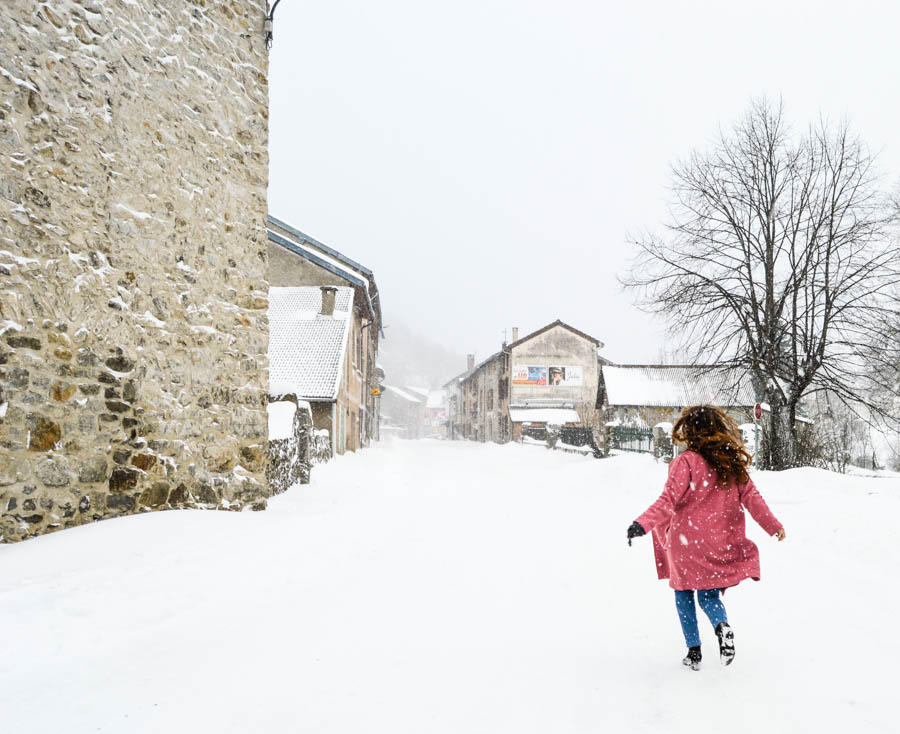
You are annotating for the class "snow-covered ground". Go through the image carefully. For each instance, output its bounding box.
[2,440,898,733]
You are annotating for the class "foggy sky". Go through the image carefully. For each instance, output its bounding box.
[268,0,900,368]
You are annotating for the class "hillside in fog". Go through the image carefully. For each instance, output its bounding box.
[379,321,467,389]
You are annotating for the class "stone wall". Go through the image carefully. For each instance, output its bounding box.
[266,398,312,494]
[0,0,270,542]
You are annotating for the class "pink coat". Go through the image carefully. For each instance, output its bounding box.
[635,451,783,591]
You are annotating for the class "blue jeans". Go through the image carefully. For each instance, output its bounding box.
[675,589,728,648]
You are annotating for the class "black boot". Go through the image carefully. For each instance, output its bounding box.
[716,622,735,666]
[682,645,701,671]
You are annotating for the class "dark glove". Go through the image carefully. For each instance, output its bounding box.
[627,521,646,546]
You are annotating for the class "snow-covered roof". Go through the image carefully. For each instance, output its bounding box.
[384,385,424,403]
[268,286,354,318]
[443,367,476,389]
[508,320,601,349]
[508,407,581,425]
[602,366,756,407]
[268,287,353,401]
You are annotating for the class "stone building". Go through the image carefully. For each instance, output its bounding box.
[598,365,758,427]
[266,397,313,493]
[442,355,475,441]
[0,1,271,542]
[380,385,426,439]
[268,286,369,456]
[460,349,510,442]
[457,321,611,447]
[599,365,814,459]
[266,216,382,446]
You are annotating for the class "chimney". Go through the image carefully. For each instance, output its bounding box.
[512,327,519,342]
[319,286,337,316]
[467,354,475,371]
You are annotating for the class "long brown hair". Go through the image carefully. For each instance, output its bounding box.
[672,405,751,487]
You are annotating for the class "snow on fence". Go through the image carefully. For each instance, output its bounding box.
[607,425,677,461]
[522,425,604,458]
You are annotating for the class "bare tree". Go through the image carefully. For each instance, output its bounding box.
[622,99,900,469]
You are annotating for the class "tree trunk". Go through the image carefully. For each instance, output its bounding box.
[761,389,797,470]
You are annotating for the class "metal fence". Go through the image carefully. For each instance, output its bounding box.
[609,426,654,453]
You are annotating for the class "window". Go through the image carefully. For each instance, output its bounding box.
[487,389,493,410]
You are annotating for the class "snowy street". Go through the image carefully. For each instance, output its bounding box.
[2,440,898,733]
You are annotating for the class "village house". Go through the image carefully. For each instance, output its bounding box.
[456,321,612,447]
[268,286,368,456]
[442,355,476,440]
[598,365,762,454]
[266,217,383,449]
[460,349,510,442]
[380,386,426,439]
[599,365,758,427]
[598,364,812,456]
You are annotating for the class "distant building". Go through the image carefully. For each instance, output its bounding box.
[457,320,612,447]
[423,388,448,438]
[267,217,383,448]
[380,386,425,439]
[598,364,815,457]
[379,385,446,439]
[598,365,758,428]
[442,355,476,440]
[460,349,510,442]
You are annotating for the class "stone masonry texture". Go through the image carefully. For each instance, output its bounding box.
[0,0,270,542]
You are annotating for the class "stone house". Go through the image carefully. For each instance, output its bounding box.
[599,365,813,458]
[598,365,758,428]
[506,321,609,443]
[442,355,475,441]
[266,216,382,447]
[380,385,425,439]
[457,321,610,447]
[460,350,510,442]
[268,286,368,456]
[0,1,271,542]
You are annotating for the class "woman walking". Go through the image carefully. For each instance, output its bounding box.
[626,405,785,670]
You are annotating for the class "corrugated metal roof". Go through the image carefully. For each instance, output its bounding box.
[602,366,756,407]
[268,287,354,401]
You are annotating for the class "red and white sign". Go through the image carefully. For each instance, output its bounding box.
[754,403,762,420]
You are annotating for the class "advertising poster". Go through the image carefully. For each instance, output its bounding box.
[548,365,583,387]
[512,365,547,386]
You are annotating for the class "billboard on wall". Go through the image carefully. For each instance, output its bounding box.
[512,365,547,386]
[548,365,583,387]
[512,365,582,387]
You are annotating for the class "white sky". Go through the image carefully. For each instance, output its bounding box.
[268,0,900,365]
